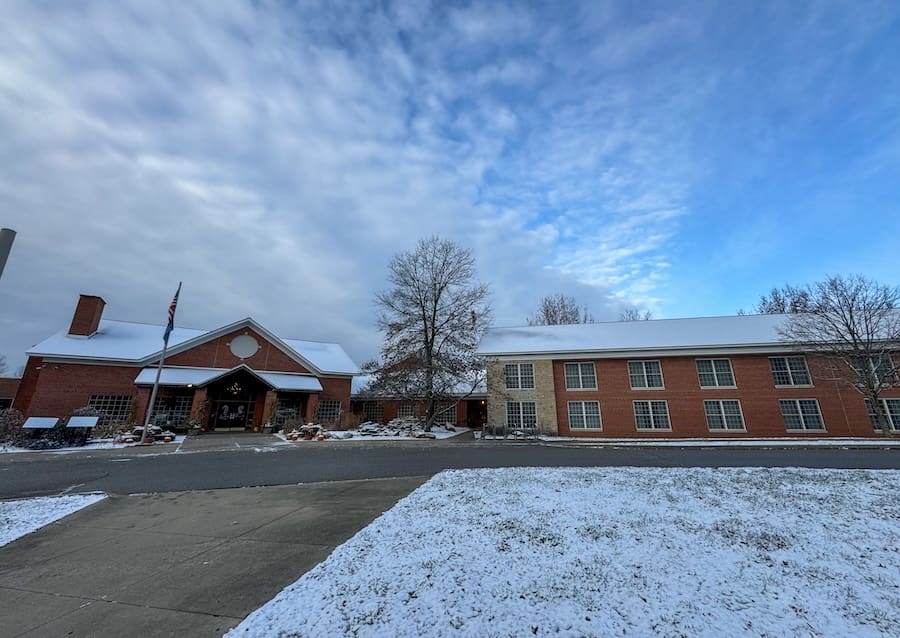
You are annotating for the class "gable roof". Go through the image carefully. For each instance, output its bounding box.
[28,318,359,376]
[133,365,324,391]
[477,313,794,357]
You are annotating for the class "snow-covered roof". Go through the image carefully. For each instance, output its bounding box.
[28,319,358,376]
[350,375,486,398]
[134,366,323,392]
[477,314,793,357]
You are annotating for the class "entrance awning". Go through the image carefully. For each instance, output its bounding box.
[134,366,323,392]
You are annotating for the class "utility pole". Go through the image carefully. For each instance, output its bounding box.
[0,228,15,280]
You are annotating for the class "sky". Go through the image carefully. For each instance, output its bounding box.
[1,0,899,373]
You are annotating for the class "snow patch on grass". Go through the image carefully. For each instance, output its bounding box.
[229,467,900,637]
[0,493,106,547]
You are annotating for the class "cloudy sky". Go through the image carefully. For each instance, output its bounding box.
[1,0,899,372]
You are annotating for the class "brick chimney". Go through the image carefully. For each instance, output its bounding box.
[68,295,106,336]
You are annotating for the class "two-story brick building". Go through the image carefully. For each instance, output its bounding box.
[477,314,899,437]
[13,295,359,431]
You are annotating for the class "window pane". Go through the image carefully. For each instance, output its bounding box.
[780,400,803,429]
[770,358,791,385]
[506,402,520,427]
[564,364,581,389]
[520,364,535,389]
[714,360,735,386]
[580,363,596,389]
[722,400,744,429]
[697,360,713,374]
[522,402,537,427]
[705,400,724,429]
[651,401,670,428]
[645,362,663,388]
[634,401,652,428]
[584,402,601,428]
[787,357,811,385]
[628,362,645,388]
[568,401,584,428]
[798,400,823,429]
[504,364,519,389]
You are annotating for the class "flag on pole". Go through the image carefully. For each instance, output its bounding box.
[163,282,182,343]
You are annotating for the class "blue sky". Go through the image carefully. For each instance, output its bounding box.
[1,0,899,370]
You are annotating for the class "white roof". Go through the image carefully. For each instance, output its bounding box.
[23,417,59,429]
[28,318,358,376]
[477,314,793,356]
[134,366,323,392]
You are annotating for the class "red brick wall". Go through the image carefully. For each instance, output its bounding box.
[165,328,312,374]
[16,360,143,421]
[0,377,20,403]
[552,353,894,438]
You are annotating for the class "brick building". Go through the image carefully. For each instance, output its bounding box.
[13,295,358,431]
[477,314,899,438]
[0,376,19,409]
[349,376,487,428]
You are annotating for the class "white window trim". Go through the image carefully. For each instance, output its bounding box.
[564,362,597,391]
[770,356,814,388]
[567,400,602,430]
[632,399,672,431]
[696,358,737,389]
[703,399,746,431]
[628,360,666,391]
[504,363,535,390]
[780,398,826,432]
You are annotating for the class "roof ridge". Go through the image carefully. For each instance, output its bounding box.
[487,312,789,330]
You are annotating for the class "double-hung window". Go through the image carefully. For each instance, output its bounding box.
[779,399,824,431]
[696,359,735,387]
[628,360,664,389]
[704,399,745,430]
[568,401,601,429]
[769,356,811,386]
[866,398,900,431]
[507,401,537,429]
[634,400,670,430]
[852,354,897,385]
[505,363,535,389]
[397,401,419,418]
[88,394,134,424]
[564,363,596,390]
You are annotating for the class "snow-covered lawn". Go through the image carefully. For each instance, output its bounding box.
[229,467,900,637]
[0,493,106,548]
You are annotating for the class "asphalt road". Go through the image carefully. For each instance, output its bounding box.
[2,439,898,499]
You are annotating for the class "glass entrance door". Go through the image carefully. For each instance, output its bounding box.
[211,399,255,431]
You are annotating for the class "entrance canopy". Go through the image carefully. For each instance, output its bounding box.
[134,365,323,392]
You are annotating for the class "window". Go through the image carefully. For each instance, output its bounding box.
[151,394,193,427]
[88,394,134,424]
[696,359,735,387]
[852,354,897,384]
[634,400,670,430]
[779,399,824,431]
[568,401,601,429]
[397,401,419,418]
[505,363,535,389]
[564,363,597,390]
[275,398,303,427]
[628,360,664,389]
[769,356,811,386]
[507,401,537,429]
[704,400,745,430]
[0,398,11,410]
[362,401,384,423]
[435,400,456,423]
[316,399,341,424]
[866,398,900,431]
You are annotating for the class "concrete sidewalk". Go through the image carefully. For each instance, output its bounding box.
[0,477,427,637]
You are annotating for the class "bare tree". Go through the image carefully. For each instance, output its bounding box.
[740,284,812,315]
[527,294,594,325]
[619,308,653,321]
[779,275,900,436]
[367,237,491,431]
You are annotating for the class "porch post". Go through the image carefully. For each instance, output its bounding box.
[190,387,208,428]
[262,390,278,431]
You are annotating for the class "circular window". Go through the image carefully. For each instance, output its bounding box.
[229,334,260,359]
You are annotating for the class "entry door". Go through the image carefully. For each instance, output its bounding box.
[210,399,255,431]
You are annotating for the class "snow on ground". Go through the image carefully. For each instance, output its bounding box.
[0,493,106,548]
[276,425,467,442]
[229,467,900,638]
[0,436,186,454]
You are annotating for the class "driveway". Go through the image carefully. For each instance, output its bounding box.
[0,477,427,637]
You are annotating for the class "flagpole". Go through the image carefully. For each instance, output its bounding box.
[142,338,169,444]
[143,282,181,444]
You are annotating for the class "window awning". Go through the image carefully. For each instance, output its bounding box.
[133,366,323,392]
[67,416,99,428]
[23,417,59,429]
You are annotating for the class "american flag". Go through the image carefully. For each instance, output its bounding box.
[163,282,182,343]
